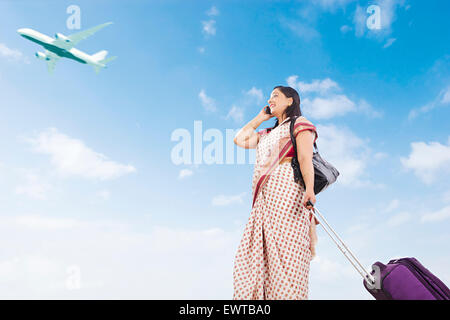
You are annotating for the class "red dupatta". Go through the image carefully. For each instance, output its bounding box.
[251,116,318,208]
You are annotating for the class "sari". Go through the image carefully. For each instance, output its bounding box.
[233,116,318,300]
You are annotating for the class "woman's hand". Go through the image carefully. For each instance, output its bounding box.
[257,105,274,122]
[303,188,316,209]
[234,106,272,149]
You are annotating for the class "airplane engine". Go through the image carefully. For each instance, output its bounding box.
[55,33,71,42]
[35,51,49,60]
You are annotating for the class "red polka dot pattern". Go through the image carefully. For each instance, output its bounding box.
[233,164,315,300]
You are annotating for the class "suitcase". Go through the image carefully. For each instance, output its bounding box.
[306,200,450,300]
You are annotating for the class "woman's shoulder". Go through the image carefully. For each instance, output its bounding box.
[294,115,315,128]
[293,115,318,142]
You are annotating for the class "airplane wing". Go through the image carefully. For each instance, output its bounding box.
[67,22,113,46]
[45,50,60,74]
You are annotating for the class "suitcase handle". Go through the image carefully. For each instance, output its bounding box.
[306,200,375,285]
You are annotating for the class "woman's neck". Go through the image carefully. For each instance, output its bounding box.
[277,114,289,124]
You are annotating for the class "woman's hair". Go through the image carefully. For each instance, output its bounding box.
[270,86,302,130]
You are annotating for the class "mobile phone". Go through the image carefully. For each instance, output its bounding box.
[265,106,271,114]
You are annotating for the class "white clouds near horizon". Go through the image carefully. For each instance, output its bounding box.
[287,75,382,120]
[400,137,450,185]
[22,128,136,181]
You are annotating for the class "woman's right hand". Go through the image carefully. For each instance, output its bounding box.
[234,106,273,149]
[257,105,274,122]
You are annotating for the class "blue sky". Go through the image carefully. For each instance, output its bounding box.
[0,0,449,299]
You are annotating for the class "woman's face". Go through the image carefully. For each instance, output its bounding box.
[267,89,293,116]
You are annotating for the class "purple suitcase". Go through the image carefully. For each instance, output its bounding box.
[363,257,450,300]
[307,201,450,300]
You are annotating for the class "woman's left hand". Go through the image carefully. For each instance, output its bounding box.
[303,188,316,210]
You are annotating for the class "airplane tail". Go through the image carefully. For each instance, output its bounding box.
[91,51,117,74]
[91,50,108,62]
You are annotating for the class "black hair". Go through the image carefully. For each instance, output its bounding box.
[269,86,302,130]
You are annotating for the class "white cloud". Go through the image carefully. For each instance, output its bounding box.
[384,199,400,213]
[206,6,219,16]
[281,1,355,43]
[96,190,110,200]
[245,86,264,103]
[0,43,30,64]
[353,4,366,37]
[353,0,406,39]
[377,0,405,33]
[287,75,382,120]
[15,170,52,200]
[0,211,446,299]
[198,89,217,112]
[302,95,356,119]
[12,215,82,230]
[383,37,396,48]
[408,86,450,120]
[198,47,205,54]
[373,152,388,161]
[0,214,240,299]
[202,20,216,36]
[441,87,450,104]
[310,255,355,283]
[280,18,320,41]
[287,75,340,95]
[357,99,383,118]
[400,137,450,184]
[340,25,352,33]
[225,105,244,124]
[311,0,355,11]
[386,211,411,227]
[314,124,378,187]
[23,128,136,181]
[212,192,246,206]
[421,206,450,223]
[178,168,193,179]
[442,190,450,203]
[223,86,263,123]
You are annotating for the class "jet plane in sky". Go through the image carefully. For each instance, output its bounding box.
[17,22,116,74]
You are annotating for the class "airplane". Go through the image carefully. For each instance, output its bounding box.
[17,22,116,74]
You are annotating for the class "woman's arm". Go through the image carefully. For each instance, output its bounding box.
[234,106,272,149]
[297,129,319,225]
[296,130,315,192]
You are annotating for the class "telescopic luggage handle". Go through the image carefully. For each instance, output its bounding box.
[306,200,375,286]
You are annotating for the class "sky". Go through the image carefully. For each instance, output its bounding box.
[0,0,449,299]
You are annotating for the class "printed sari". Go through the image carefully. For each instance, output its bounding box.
[233,116,319,300]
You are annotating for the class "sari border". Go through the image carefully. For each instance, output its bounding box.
[251,121,317,208]
[252,138,294,207]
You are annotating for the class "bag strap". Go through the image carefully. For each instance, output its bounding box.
[290,116,318,154]
[290,116,298,157]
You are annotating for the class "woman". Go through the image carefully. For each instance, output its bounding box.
[232,85,319,300]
